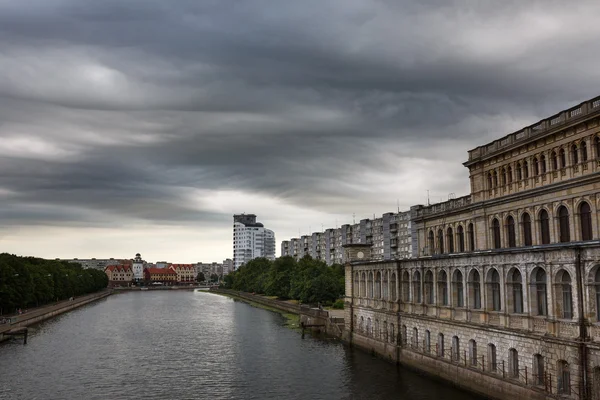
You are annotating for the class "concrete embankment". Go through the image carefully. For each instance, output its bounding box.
[0,290,112,343]
[210,288,344,337]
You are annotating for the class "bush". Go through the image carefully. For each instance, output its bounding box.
[332,299,344,309]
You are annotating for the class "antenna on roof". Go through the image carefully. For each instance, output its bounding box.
[353,213,356,224]
[427,190,430,206]
[397,199,400,213]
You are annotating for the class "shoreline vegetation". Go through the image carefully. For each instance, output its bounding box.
[221,256,345,308]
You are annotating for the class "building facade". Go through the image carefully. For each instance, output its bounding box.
[343,96,600,400]
[168,264,196,283]
[144,267,177,284]
[233,214,276,270]
[104,265,133,287]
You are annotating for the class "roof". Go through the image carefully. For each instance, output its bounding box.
[105,265,132,273]
[145,268,177,275]
[169,264,194,269]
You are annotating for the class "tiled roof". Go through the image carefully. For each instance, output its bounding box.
[105,265,132,273]
[145,268,176,275]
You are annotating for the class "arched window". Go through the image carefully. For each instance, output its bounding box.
[501,168,507,186]
[402,325,407,345]
[582,140,588,162]
[468,223,475,251]
[402,271,410,302]
[488,344,497,372]
[425,330,431,353]
[412,271,422,303]
[522,212,533,246]
[375,271,382,299]
[516,163,522,180]
[559,148,566,168]
[438,270,448,306]
[354,272,359,297]
[509,348,519,378]
[412,327,419,349]
[437,333,444,357]
[383,321,388,341]
[533,157,540,176]
[540,209,551,245]
[580,202,593,241]
[508,268,523,313]
[552,151,558,170]
[572,144,579,165]
[534,269,548,316]
[540,154,547,174]
[367,318,372,336]
[390,323,395,344]
[596,136,600,158]
[488,269,501,311]
[469,270,481,309]
[492,218,501,249]
[557,270,573,319]
[506,215,516,247]
[367,272,373,298]
[523,160,529,178]
[361,272,366,297]
[507,166,513,183]
[437,229,444,254]
[428,230,434,255]
[533,354,544,386]
[487,173,493,189]
[469,340,477,366]
[390,273,397,302]
[447,227,454,253]
[493,171,498,187]
[383,272,389,300]
[452,270,464,307]
[558,361,570,394]
[457,225,465,252]
[424,271,434,304]
[452,336,460,363]
[359,316,364,333]
[558,206,570,243]
[595,268,600,321]
[374,319,379,339]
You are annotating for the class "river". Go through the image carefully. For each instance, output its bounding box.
[0,290,482,400]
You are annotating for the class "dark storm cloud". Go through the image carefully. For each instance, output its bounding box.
[1,0,600,229]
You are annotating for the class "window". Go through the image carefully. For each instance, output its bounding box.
[558,206,570,243]
[559,270,573,319]
[383,321,388,341]
[402,325,407,345]
[489,269,501,311]
[559,148,566,168]
[457,225,465,252]
[552,151,558,170]
[453,270,464,307]
[540,154,547,174]
[437,229,444,254]
[488,344,497,372]
[359,317,364,333]
[375,272,382,299]
[470,270,481,309]
[487,173,493,189]
[390,273,397,301]
[447,227,454,253]
[509,348,519,379]
[428,230,434,254]
[413,271,422,303]
[572,144,579,165]
[493,171,498,187]
[360,273,366,297]
[492,218,501,249]
[390,324,395,344]
[425,330,431,353]
[412,327,419,349]
[438,270,448,306]
[469,340,477,366]
[509,268,523,313]
[580,202,593,241]
[354,273,359,297]
[596,268,600,321]
[540,209,551,245]
[374,319,379,339]
[468,223,475,251]
[523,160,529,178]
[533,157,539,176]
[516,163,522,180]
[506,215,516,247]
[367,272,373,298]
[437,333,444,357]
[425,271,434,304]
[533,354,544,386]
[507,166,512,183]
[522,212,532,246]
[501,168,506,185]
[582,140,589,162]
[558,361,570,394]
[402,271,410,302]
[535,269,548,316]
[452,336,460,363]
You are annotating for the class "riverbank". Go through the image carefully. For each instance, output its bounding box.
[0,290,112,343]
[210,288,344,337]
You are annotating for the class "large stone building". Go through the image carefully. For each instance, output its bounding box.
[104,264,133,287]
[343,96,600,400]
[233,214,276,270]
[281,211,412,265]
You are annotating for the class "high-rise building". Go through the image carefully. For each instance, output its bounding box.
[233,214,276,270]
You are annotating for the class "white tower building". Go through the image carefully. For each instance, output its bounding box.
[233,214,276,270]
[132,253,145,283]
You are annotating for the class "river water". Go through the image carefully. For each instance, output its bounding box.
[0,291,481,400]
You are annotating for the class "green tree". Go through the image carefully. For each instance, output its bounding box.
[196,272,206,282]
[210,273,219,283]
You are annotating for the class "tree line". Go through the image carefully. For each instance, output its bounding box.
[0,253,109,314]
[222,256,345,307]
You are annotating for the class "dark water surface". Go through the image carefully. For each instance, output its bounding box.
[0,291,482,400]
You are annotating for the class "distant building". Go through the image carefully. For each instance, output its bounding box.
[63,257,124,271]
[155,261,169,269]
[169,264,195,283]
[233,214,276,270]
[144,267,177,285]
[104,265,133,287]
[222,258,233,275]
[132,253,145,283]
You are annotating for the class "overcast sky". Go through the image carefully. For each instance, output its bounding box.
[1,1,600,263]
